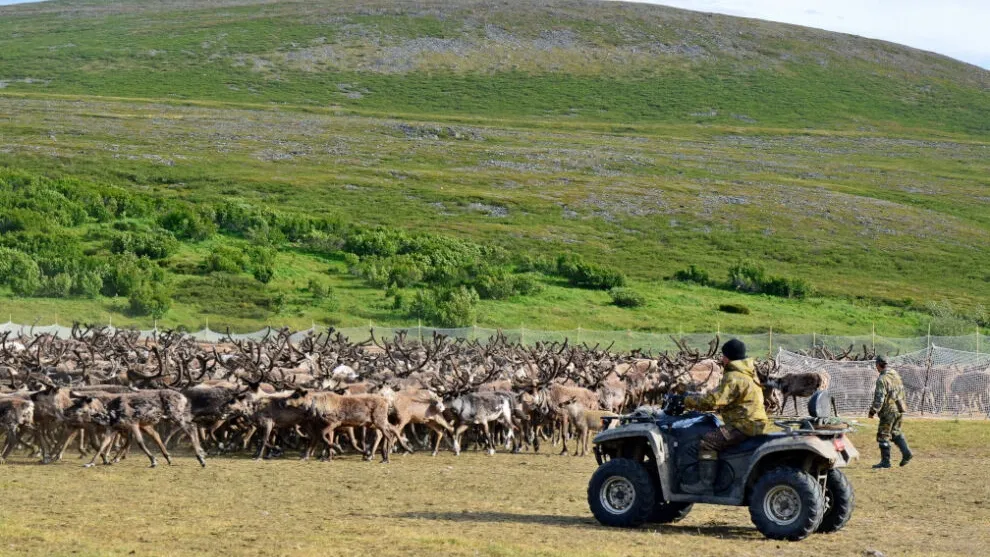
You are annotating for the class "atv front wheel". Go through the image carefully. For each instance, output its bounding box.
[587,458,655,528]
[649,501,693,524]
[817,468,854,533]
[749,467,825,541]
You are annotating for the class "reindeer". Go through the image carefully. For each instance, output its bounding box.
[0,394,34,464]
[572,409,619,457]
[69,390,206,468]
[382,387,453,456]
[763,371,832,416]
[284,389,400,463]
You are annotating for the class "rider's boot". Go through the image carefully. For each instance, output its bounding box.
[892,434,913,467]
[872,441,892,469]
[681,451,718,495]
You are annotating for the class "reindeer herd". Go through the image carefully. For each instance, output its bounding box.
[0,326,984,469]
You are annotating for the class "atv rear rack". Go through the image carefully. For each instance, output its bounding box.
[773,417,854,436]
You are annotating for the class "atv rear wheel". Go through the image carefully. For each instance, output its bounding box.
[587,458,655,528]
[649,501,693,524]
[817,469,854,533]
[749,467,825,541]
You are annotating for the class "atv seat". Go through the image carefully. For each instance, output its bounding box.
[721,432,790,456]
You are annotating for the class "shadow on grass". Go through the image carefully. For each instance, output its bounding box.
[395,511,758,539]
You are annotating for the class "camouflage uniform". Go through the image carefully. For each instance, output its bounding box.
[685,358,770,452]
[870,368,906,442]
[870,366,912,467]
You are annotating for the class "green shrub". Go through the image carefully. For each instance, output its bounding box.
[159,205,216,241]
[101,254,161,297]
[246,246,277,283]
[728,262,765,293]
[673,265,712,286]
[409,286,479,327]
[39,273,74,298]
[308,277,331,300]
[72,270,103,298]
[554,253,625,290]
[110,229,178,260]
[0,247,41,296]
[204,245,248,274]
[512,273,544,296]
[609,287,646,308]
[718,303,751,314]
[470,265,516,300]
[728,261,811,299]
[128,282,171,318]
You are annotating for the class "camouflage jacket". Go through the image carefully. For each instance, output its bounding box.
[684,358,770,436]
[871,369,906,416]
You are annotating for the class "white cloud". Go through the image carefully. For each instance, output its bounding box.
[629,0,990,69]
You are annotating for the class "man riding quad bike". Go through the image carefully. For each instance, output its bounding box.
[587,340,858,541]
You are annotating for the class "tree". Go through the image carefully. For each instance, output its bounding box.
[0,247,41,296]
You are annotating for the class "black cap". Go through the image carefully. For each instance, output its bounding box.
[722,339,746,361]
[876,355,888,367]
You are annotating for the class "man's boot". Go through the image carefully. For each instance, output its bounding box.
[872,442,892,469]
[892,434,913,467]
[682,453,718,495]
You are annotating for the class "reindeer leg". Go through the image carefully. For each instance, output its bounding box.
[182,421,206,467]
[127,425,157,468]
[110,432,132,463]
[85,431,115,468]
[393,420,415,454]
[255,420,274,460]
[452,423,469,456]
[427,423,445,457]
[242,425,258,451]
[48,428,78,464]
[162,425,181,449]
[321,422,341,461]
[559,416,570,456]
[1,426,18,463]
[142,425,172,466]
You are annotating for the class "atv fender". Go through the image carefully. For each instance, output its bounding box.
[743,436,844,487]
[592,423,666,467]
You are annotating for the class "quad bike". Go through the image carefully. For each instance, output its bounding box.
[587,392,858,541]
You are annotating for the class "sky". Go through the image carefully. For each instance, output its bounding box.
[637,0,990,69]
[1,0,987,69]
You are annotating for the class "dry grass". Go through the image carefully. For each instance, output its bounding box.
[0,419,987,556]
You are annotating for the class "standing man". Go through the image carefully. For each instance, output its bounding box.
[680,339,769,494]
[869,355,913,468]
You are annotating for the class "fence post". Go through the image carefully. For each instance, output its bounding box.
[768,326,773,357]
[418,319,423,343]
[520,324,525,346]
[977,326,981,354]
[927,322,932,349]
[872,322,876,354]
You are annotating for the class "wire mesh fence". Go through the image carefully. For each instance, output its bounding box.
[1,321,985,355]
[775,347,990,418]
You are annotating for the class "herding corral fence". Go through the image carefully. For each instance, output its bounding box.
[1,322,987,418]
[1,321,986,354]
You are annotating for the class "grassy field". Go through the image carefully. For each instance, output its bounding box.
[0,419,987,556]
[0,0,988,335]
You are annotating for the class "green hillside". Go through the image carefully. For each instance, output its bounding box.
[0,0,987,335]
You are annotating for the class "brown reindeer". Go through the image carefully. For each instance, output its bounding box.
[0,395,34,464]
[285,389,400,463]
[382,387,453,456]
[764,371,831,415]
[69,390,206,468]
